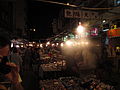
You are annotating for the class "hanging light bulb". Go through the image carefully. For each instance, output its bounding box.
[65,40,73,46]
[46,41,50,45]
[56,43,59,46]
[52,43,55,46]
[40,44,43,48]
[61,43,64,47]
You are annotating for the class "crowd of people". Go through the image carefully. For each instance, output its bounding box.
[0,30,117,90]
[0,31,46,90]
[0,30,66,90]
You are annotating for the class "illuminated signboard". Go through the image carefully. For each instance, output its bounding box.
[107,29,120,38]
[90,28,98,36]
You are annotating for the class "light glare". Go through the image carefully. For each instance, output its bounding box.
[56,43,59,46]
[29,44,33,47]
[21,45,24,47]
[66,40,73,46]
[46,41,50,45]
[76,25,85,34]
[11,43,13,48]
[85,42,89,45]
[40,44,43,48]
[61,43,64,47]
[16,45,20,48]
[52,43,55,46]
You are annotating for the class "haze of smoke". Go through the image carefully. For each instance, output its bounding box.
[61,39,101,69]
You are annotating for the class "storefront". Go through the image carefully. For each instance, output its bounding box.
[107,28,120,56]
[107,28,120,72]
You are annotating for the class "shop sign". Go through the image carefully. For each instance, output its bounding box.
[64,9,100,19]
[107,29,120,38]
[65,9,73,18]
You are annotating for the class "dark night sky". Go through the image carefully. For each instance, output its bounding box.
[28,1,63,40]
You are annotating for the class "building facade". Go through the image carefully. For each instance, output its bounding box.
[0,0,27,39]
[16,0,27,38]
[0,1,15,34]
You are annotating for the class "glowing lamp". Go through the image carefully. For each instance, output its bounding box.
[40,44,43,48]
[76,25,85,34]
[52,44,55,46]
[16,45,20,48]
[56,43,59,46]
[61,43,64,47]
[21,45,24,47]
[46,41,50,45]
[11,43,13,48]
[66,40,73,46]
[29,44,33,47]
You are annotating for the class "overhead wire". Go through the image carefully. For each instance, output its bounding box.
[35,0,120,10]
[35,0,77,7]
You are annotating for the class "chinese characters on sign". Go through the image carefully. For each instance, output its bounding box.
[64,9,101,20]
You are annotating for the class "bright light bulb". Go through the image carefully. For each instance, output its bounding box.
[56,43,59,46]
[52,44,55,46]
[61,43,63,47]
[29,44,33,47]
[77,25,84,33]
[37,44,39,47]
[75,35,78,38]
[67,3,70,5]
[40,44,43,48]
[33,29,36,31]
[21,45,24,47]
[46,41,50,45]
[16,45,20,48]
[11,43,13,48]
[103,20,106,23]
[66,40,73,46]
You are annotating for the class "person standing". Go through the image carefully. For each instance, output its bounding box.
[0,31,24,90]
[9,47,23,75]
